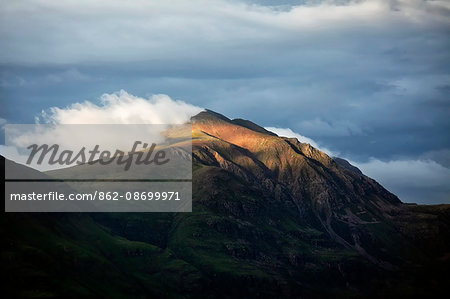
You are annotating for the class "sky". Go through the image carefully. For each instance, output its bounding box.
[0,0,449,204]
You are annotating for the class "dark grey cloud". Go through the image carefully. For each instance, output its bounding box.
[0,0,449,203]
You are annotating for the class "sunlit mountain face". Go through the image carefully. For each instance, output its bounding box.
[2,110,450,298]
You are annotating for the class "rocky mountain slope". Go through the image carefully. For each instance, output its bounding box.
[2,110,450,298]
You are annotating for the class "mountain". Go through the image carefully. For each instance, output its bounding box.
[2,110,450,298]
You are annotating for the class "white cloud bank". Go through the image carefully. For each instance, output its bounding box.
[264,126,337,156]
[38,90,204,124]
[1,91,204,171]
[265,126,450,204]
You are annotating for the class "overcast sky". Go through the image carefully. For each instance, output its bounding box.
[1,0,449,203]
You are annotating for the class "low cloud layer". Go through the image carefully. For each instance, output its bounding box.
[353,158,450,204]
[38,90,204,124]
[265,126,336,156]
[1,91,203,171]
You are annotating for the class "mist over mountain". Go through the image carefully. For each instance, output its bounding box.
[2,110,450,297]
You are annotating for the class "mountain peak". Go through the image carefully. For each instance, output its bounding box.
[192,109,277,137]
[191,109,231,123]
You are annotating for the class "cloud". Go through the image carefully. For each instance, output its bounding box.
[1,91,203,171]
[0,117,6,128]
[0,0,448,64]
[420,149,450,168]
[264,126,337,156]
[1,68,97,88]
[297,118,365,137]
[42,68,94,84]
[352,158,450,204]
[38,90,204,124]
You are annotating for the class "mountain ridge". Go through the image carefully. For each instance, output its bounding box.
[2,110,449,297]
[190,110,405,268]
